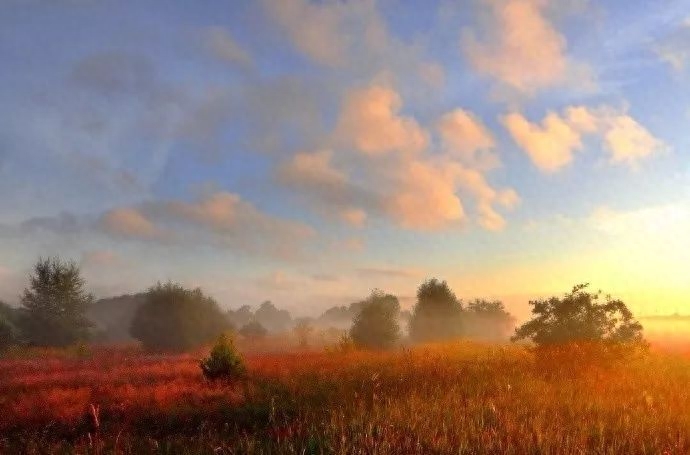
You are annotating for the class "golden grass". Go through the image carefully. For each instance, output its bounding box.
[2,341,690,453]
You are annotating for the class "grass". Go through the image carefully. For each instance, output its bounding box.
[2,341,690,454]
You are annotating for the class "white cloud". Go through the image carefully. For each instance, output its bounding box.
[101,208,161,240]
[437,108,498,170]
[604,115,666,167]
[503,105,665,172]
[501,111,583,172]
[461,0,594,96]
[335,84,428,155]
[261,0,386,67]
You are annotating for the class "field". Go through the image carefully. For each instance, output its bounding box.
[2,341,690,454]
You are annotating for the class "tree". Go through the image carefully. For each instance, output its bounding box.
[226,305,254,328]
[200,333,246,381]
[239,321,267,340]
[130,282,231,351]
[293,318,314,348]
[463,299,515,341]
[409,279,463,343]
[0,301,21,350]
[350,290,400,349]
[512,284,645,347]
[18,258,93,347]
[254,301,292,332]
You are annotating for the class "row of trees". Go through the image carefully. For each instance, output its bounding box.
[0,258,645,353]
[348,279,515,349]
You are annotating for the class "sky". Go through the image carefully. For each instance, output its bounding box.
[1,0,689,318]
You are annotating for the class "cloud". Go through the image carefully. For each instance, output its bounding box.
[603,116,666,167]
[279,150,348,188]
[339,208,367,227]
[203,26,252,67]
[276,83,518,232]
[437,108,498,170]
[654,19,690,72]
[501,111,583,172]
[100,208,161,240]
[81,250,120,268]
[356,266,421,279]
[453,165,521,231]
[385,159,466,230]
[503,105,665,172]
[461,0,593,96]
[335,84,428,155]
[277,150,371,226]
[261,0,386,67]
[164,192,315,257]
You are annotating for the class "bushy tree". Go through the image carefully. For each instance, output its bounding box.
[350,290,400,349]
[18,258,93,347]
[409,279,463,343]
[463,299,515,341]
[130,282,230,351]
[200,333,246,381]
[512,284,645,347]
[239,321,267,340]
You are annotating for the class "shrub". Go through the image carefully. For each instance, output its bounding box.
[350,290,400,349]
[200,333,246,381]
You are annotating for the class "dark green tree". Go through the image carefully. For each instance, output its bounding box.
[350,290,400,349]
[18,258,93,347]
[130,282,231,351]
[512,284,645,347]
[409,278,463,342]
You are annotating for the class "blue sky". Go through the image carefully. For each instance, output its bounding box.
[1,0,689,317]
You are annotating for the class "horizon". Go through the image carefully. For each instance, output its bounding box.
[1,0,689,320]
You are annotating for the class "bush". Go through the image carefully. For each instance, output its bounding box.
[350,290,400,349]
[200,333,246,381]
[130,282,231,352]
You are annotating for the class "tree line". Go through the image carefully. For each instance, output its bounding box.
[0,258,645,354]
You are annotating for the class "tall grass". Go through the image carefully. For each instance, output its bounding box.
[2,341,690,453]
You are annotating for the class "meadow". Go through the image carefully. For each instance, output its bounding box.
[2,339,690,454]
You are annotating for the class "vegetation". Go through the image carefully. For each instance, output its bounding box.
[349,290,401,349]
[512,284,645,347]
[200,333,246,381]
[293,318,314,348]
[130,282,230,352]
[2,341,690,453]
[463,299,515,341]
[409,278,463,342]
[18,258,93,347]
[239,321,268,340]
[0,301,20,350]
